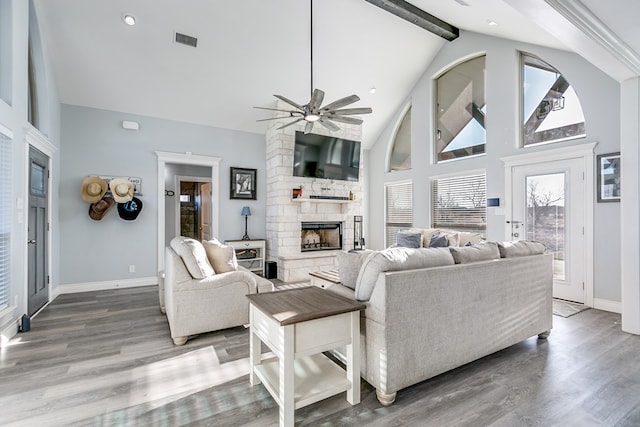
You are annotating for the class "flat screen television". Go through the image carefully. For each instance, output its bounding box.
[293,131,361,182]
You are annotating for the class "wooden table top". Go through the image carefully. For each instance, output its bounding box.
[246,287,366,326]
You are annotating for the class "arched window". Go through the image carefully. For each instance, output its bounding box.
[522,53,586,146]
[389,106,411,171]
[435,55,486,162]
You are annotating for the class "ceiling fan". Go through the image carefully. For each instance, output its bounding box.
[254,0,372,134]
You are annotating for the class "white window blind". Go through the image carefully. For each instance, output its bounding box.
[385,181,413,247]
[0,131,11,310]
[432,173,486,233]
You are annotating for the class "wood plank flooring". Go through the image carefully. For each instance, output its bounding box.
[1,286,639,426]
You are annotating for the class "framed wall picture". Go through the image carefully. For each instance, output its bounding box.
[597,152,620,203]
[230,167,256,200]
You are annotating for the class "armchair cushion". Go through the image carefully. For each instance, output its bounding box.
[170,236,214,278]
[203,238,238,273]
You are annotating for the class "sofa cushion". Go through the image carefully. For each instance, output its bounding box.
[395,231,423,248]
[355,247,455,301]
[203,238,238,273]
[170,236,215,279]
[449,241,500,264]
[337,249,373,290]
[498,240,546,258]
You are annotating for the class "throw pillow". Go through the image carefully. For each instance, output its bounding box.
[458,231,484,247]
[336,249,373,289]
[449,241,501,264]
[170,236,215,279]
[429,233,448,248]
[354,247,455,301]
[395,231,423,248]
[202,238,238,273]
[497,240,546,258]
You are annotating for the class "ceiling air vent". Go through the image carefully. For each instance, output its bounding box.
[175,32,198,48]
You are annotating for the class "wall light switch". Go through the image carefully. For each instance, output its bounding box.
[129,265,135,273]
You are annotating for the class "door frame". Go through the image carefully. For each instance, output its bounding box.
[23,125,56,317]
[174,175,212,240]
[502,142,596,307]
[156,151,221,272]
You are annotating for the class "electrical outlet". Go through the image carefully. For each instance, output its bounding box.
[129,265,135,273]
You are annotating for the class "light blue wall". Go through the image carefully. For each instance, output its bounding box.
[59,105,266,285]
[367,31,621,302]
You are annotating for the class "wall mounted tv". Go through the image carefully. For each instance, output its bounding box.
[293,131,361,182]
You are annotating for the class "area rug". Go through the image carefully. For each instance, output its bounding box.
[553,299,590,318]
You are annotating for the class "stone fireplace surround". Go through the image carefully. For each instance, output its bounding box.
[265,102,364,282]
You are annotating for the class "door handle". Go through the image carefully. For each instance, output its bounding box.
[28,239,36,244]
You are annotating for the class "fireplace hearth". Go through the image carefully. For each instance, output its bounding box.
[301,222,342,252]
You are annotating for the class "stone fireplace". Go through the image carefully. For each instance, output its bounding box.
[265,101,364,282]
[301,222,342,252]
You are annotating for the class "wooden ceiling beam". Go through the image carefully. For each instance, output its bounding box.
[364,0,459,41]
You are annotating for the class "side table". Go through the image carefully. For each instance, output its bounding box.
[246,287,366,426]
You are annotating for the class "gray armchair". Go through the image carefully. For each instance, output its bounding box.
[164,246,272,345]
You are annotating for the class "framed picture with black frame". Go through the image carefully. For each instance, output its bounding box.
[596,152,620,203]
[230,167,256,200]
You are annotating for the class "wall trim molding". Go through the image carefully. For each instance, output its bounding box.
[544,0,640,75]
[57,276,157,295]
[593,298,621,314]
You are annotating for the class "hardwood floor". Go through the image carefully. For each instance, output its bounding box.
[1,286,639,426]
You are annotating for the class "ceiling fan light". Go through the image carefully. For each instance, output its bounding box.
[304,113,320,122]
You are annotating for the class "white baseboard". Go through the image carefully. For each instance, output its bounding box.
[57,276,158,295]
[593,298,621,314]
[0,317,19,347]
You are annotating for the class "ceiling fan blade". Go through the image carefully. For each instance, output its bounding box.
[256,116,296,122]
[277,118,304,130]
[304,121,315,134]
[320,94,360,111]
[318,118,340,131]
[329,107,373,115]
[274,95,305,111]
[327,115,363,125]
[309,89,325,112]
[253,106,299,113]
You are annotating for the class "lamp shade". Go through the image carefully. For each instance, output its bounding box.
[241,206,251,216]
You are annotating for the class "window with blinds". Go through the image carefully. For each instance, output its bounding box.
[432,173,486,234]
[385,181,413,247]
[0,131,11,310]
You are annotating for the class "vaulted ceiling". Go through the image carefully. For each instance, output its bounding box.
[34,0,639,148]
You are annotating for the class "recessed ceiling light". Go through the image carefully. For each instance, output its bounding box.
[487,20,498,26]
[123,14,136,26]
[370,87,377,94]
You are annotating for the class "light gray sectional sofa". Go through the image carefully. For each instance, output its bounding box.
[330,238,553,406]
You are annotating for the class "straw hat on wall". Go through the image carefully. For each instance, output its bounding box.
[81,176,108,203]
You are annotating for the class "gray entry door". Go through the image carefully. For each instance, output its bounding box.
[28,147,49,315]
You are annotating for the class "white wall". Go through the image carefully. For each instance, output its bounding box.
[59,105,266,285]
[367,31,621,303]
[0,0,60,331]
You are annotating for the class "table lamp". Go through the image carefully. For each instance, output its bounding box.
[241,206,251,240]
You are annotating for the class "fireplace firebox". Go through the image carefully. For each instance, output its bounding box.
[301,222,342,252]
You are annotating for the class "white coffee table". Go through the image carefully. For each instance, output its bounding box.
[247,286,365,427]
